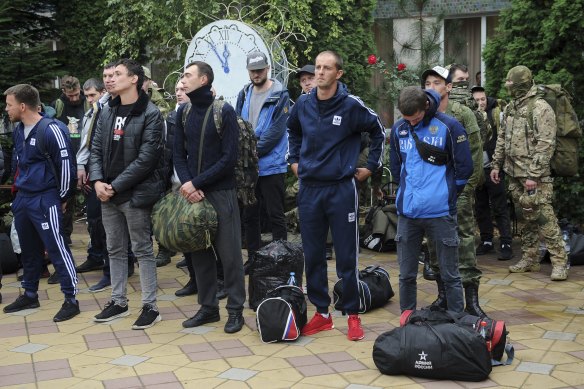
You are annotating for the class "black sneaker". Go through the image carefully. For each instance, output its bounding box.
[53,300,80,322]
[498,243,514,261]
[476,241,494,255]
[47,272,59,284]
[94,300,130,322]
[132,304,161,329]
[3,294,40,313]
[88,276,111,292]
[76,258,104,273]
[176,258,187,268]
[224,312,244,334]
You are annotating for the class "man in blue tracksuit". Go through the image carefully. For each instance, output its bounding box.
[3,84,79,322]
[389,86,473,313]
[236,51,290,270]
[287,51,385,341]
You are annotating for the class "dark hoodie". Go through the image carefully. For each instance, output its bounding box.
[287,81,385,185]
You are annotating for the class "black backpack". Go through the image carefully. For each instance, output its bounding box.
[256,285,307,343]
[401,309,514,366]
[373,310,492,381]
[333,265,394,313]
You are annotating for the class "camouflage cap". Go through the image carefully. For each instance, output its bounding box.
[506,65,532,85]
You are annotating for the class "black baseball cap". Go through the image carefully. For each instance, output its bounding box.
[296,64,315,78]
[470,85,485,94]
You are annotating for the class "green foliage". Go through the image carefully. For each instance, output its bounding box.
[0,0,60,105]
[97,0,376,100]
[483,0,584,224]
[368,58,420,105]
[53,0,109,83]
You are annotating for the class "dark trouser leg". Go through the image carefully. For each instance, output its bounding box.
[396,216,424,311]
[475,173,494,243]
[62,194,75,242]
[297,184,330,313]
[486,171,512,244]
[206,189,245,313]
[258,174,288,242]
[189,250,217,308]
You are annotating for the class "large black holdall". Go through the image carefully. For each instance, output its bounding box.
[248,240,304,311]
[373,310,492,381]
[256,285,307,343]
[333,265,394,313]
[401,309,514,366]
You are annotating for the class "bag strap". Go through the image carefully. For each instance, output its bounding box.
[492,343,515,366]
[197,104,214,176]
[35,118,61,191]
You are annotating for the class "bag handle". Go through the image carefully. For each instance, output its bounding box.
[197,104,214,176]
[492,343,515,366]
[408,309,458,324]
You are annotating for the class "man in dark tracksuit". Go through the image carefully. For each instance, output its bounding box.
[3,84,80,322]
[174,61,246,334]
[287,51,385,341]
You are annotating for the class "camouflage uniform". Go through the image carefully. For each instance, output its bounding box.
[428,100,483,287]
[450,83,490,143]
[491,65,568,280]
[149,87,170,119]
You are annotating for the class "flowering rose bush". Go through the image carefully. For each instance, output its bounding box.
[367,55,420,105]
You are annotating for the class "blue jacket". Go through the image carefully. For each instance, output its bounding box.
[389,89,473,218]
[235,80,289,176]
[287,82,385,185]
[13,116,76,200]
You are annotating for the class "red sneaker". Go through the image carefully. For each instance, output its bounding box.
[301,312,334,335]
[347,314,364,341]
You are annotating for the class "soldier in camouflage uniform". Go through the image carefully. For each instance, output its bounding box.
[490,65,568,281]
[423,66,487,317]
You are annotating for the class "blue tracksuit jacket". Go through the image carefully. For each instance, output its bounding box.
[389,89,473,218]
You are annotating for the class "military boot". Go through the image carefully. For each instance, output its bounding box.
[509,258,540,273]
[550,266,568,281]
[156,245,176,267]
[425,276,448,310]
[464,284,488,318]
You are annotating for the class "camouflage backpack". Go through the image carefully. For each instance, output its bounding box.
[182,100,259,206]
[526,85,582,177]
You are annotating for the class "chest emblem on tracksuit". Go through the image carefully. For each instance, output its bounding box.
[348,212,355,223]
[429,126,438,134]
[60,149,68,157]
[332,115,342,126]
[41,222,49,230]
[31,138,36,146]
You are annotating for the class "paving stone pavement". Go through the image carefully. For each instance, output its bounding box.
[0,223,583,388]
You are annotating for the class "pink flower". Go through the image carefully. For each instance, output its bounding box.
[397,63,406,71]
[367,54,377,65]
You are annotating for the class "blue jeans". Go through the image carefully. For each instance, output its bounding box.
[396,215,463,312]
[101,201,157,308]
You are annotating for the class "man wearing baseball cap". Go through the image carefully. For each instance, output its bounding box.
[297,64,316,95]
[423,65,487,318]
[236,51,290,273]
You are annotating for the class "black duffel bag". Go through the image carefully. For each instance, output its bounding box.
[333,265,394,313]
[373,310,492,381]
[256,285,307,343]
[248,240,304,311]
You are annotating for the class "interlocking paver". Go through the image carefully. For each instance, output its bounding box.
[0,225,583,388]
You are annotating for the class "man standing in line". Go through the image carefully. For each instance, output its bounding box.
[52,75,89,247]
[236,51,290,272]
[423,65,487,317]
[471,85,513,260]
[287,51,385,341]
[174,61,246,333]
[491,65,568,281]
[297,64,316,95]
[89,59,166,329]
[390,86,473,313]
[3,84,80,322]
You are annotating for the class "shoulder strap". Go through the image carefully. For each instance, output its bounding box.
[526,97,537,131]
[181,102,192,130]
[54,99,64,119]
[35,118,61,190]
[212,100,226,138]
[197,105,214,176]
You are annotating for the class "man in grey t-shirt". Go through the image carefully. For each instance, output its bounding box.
[235,51,290,272]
